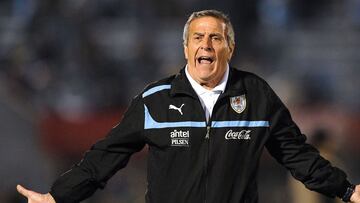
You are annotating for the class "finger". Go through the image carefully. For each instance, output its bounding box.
[16,184,35,198]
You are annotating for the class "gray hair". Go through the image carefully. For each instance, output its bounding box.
[183,10,235,48]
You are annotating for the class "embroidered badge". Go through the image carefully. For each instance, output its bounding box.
[230,95,246,114]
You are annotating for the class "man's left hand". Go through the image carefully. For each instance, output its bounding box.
[350,185,360,203]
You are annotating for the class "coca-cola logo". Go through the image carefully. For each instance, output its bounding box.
[225,130,251,140]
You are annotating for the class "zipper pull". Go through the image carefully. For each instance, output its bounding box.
[205,126,211,139]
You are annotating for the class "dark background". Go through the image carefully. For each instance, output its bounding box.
[0,0,359,202]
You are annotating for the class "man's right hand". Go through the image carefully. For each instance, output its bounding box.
[17,184,56,203]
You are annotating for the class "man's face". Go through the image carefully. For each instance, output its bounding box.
[184,16,234,88]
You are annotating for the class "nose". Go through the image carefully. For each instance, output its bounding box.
[200,36,213,51]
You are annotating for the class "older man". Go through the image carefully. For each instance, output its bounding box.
[17,9,359,203]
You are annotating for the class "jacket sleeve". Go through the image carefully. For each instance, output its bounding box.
[49,94,146,203]
[264,85,351,199]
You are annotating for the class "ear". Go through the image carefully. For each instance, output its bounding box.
[227,44,235,62]
[184,45,188,60]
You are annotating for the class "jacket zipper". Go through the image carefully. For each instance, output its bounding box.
[205,125,210,139]
[203,93,226,203]
[204,125,210,203]
[202,93,226,203]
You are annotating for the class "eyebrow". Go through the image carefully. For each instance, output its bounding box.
[193,32,205,36]
[209,33,223,38]
[193,32,223,37]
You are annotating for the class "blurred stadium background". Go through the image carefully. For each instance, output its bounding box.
[0,0,359,202]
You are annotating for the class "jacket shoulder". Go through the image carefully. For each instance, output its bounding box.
[141,74,176,97]
[231,67,270,88]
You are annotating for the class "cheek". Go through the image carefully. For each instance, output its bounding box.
[190,46,198,55]
[216,49,231,61]
[188,43,199,54]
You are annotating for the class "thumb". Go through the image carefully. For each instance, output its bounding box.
[17,184,38,198]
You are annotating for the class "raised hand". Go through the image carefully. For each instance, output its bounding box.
[351,185,360,203]
[17,185,56,203]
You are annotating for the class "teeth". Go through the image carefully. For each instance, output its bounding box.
[197,56,213,64]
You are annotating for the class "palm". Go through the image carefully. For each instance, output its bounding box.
[17,185,56,203]
[27,193,49,203]
[350,185,360,203]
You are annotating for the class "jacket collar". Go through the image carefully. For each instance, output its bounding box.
[170,67,198,98]
[170,66,246,98]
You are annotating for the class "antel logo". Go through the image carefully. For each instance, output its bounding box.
[170,130,189,138]
[170,130,190,146]
[225,130,251,140]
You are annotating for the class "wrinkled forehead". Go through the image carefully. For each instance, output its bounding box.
[188,16,227,34]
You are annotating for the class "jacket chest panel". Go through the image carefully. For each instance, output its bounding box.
[144,94,270,149]
[145,96,204,122]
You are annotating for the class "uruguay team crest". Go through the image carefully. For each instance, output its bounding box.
[230,95,246,114]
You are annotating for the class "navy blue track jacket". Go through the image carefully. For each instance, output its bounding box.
[50,67,351,203]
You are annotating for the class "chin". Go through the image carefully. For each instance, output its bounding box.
[196,70,212,79]
[196,65,215,73]
[198,74,215,82]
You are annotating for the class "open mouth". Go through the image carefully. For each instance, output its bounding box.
[197,56,214,64]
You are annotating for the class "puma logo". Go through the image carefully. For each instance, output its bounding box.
[169,104,185,115]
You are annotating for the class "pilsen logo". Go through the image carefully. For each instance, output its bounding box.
[230,95,246,114]
[170,130,190,146]
[225,130,251,140]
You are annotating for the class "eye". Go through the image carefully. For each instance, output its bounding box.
[212,36,222,41]
[193,36,202,41]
